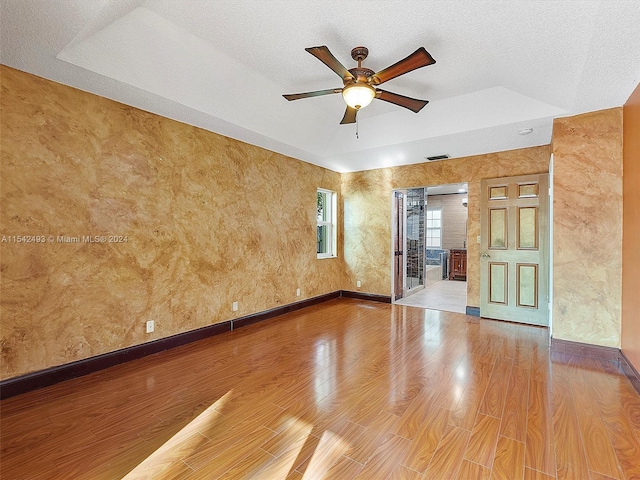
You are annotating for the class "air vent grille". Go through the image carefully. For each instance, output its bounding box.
[425,154,451,161]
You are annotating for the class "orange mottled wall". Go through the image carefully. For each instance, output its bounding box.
[622,83,640,369]
[552,108,623,347]
[0,66,342,379]
[341,146,551,306]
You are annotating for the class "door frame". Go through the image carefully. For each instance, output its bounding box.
[479,173,550,325]
[391,183,469,305]
[392,190,406,301]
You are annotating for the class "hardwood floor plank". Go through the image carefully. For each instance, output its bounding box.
[449,360,494,431]
[523,467,557,480]
[525,379,556,476]
[389,464,423,480]
[0,457,61,480]
[52,430,155,480]
[402,406,450,473]
[606,371,640,400]
[422,425,471,479]
[130,459,194,480]
[296,420,364,477]
[552,392,591,480]
[215,448,277,479]
[122,432,207,479]
[589,472,621,480]
[344,411,400,464]
[500,366,530,442]
[182,425,276,475]
[2,299,640,479]
[457,459,491,480]
[354,433,412,480]
[287,433,322,474]
[599,397,640,480]
[322,455,364,479]
[530,346,552,383]
[619,394,640,432]
[393,386,441,440]
[479,359,513,418]
[576,411,622,479]
[491,435,525,480]
[259,414,316,458]
[464,413,501,468]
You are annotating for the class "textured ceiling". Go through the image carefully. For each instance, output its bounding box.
[1,0,640,172]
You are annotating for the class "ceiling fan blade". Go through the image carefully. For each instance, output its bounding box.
[340,106,358,124]
[283,88,341,101]
[305,46,355,81]
[369,47,435,85]
[376,89,429,113]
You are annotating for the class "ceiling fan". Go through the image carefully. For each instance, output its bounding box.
[283,45,436,124]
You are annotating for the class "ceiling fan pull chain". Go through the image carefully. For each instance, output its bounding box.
[356,115,359,139]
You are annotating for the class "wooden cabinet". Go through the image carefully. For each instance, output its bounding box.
[449,249,467,281]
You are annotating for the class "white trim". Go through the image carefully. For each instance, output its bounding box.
[548,154,554,336]
[317,188,337,259]
[425,207,442,248]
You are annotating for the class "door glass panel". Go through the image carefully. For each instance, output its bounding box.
[489,208,507,249]
[405,188,425,290]
[518,207,538,249]
[489,262,507,304]
[490,186,507,199]
[517,264,538,308]
[519,184,539,198]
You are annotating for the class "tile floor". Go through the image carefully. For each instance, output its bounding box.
[395,279,467,313]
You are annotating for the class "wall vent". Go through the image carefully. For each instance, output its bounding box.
[425,154,451,161]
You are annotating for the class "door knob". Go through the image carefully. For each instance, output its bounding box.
[481,253,491,258]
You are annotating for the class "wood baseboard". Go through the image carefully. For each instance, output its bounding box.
[550,337,621,361]
[620,350,640,395]
[232,291,340,329]
[551,337,640,395]
[0,321,232,400]
[341,291,392,303]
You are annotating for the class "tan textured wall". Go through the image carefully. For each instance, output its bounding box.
[0,66,343,379]
[622,84,640,369]
[342,147,551,305]
[552,108,623,347]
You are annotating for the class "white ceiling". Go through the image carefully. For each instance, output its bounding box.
[2,0,640,173]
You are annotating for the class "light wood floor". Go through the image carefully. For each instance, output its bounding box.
[1,298,639,479]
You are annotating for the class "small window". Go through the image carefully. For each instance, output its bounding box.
[426,208,442,248]
[317,188,337,258]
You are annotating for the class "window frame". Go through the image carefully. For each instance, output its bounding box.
[317,188,337,259]
[426,207,442,248]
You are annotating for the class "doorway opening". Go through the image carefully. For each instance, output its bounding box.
[392,183,468,313]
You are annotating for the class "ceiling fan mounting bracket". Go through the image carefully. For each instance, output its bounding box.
[350,46,369,62]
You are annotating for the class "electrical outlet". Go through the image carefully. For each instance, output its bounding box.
[296,288,301,297]
[232,301,238,312]
[146,320,155,333]
[477,235,481,243]
[357,280,362,288]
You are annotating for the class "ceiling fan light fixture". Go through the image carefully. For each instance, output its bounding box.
[342,83,376,110]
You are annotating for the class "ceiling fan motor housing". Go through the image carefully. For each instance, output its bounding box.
[347,67,375,84]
